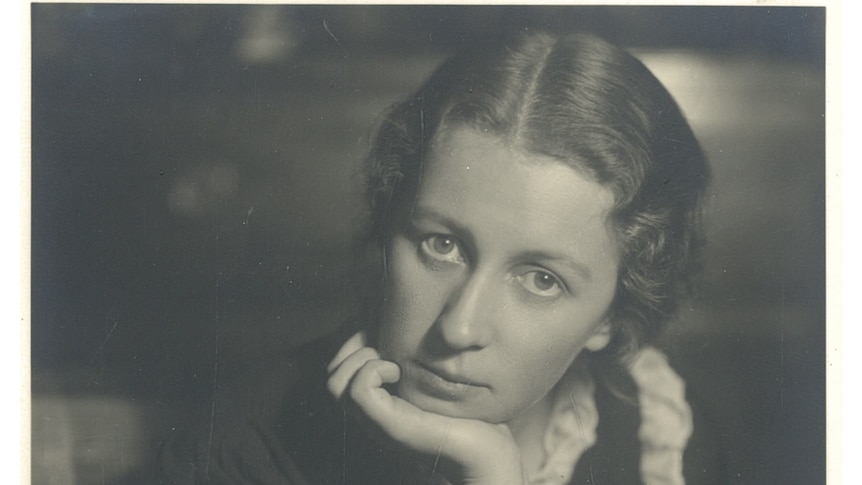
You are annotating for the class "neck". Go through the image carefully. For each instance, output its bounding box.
[507,393,553,477]
[505,356,592,477]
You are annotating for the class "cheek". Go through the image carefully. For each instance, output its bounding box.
[504,338,582,395]
[376,242,442,359]
[376,281,416,359]
[493,308,607,408]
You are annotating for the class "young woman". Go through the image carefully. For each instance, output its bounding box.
[160,31,718,485]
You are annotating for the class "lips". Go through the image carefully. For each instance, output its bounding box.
[417,362,484,387]
[404,361,488,401]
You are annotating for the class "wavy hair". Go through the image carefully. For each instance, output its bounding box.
[357,31,709,366]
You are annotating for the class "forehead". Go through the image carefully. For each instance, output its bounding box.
[423,127,615,214]
[414,127,620,267]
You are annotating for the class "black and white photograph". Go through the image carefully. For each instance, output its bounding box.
[28,4,828,484]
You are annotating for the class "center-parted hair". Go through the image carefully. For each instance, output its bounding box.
[359,32,709,364]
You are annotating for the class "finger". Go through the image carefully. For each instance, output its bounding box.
[348,359,401,394]
[348,364,510,459]
[346,362,524,483]
[326,330,368,373]
[326,346,380,400]
[347,361,454,452]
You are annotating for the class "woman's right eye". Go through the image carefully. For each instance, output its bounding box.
[419,235,466,265]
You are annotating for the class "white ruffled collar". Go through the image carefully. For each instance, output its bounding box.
[528,347,693,485]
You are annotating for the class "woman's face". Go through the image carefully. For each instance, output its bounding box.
[376,127,620,424]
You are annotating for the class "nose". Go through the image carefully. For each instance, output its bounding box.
[432,270,494,351]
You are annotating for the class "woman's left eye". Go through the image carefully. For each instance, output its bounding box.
[515,270,564,298]
[420,235,466,264]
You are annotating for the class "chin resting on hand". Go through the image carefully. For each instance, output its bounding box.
[326,331,528,485]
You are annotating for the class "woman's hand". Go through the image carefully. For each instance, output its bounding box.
[326,331,528,485]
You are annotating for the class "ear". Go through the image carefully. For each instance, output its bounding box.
[584,319,612,352]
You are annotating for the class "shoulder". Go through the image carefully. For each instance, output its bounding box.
[157,335,344,484]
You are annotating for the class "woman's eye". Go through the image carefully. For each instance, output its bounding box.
[516,270,564,298]
[420,235,465,264]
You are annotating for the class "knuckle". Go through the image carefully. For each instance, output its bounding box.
[348,379,364,401]
[357,347,379,362]
[326,377,340,398]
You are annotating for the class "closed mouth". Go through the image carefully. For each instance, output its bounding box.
[416,361,486,388]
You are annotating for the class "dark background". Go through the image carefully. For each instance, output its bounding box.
[30,5,825,485]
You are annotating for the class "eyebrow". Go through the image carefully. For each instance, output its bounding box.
[410,206,594,282]
[408,206,477,249]
[516,251,594,283]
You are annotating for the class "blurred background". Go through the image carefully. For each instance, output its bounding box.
[30,5,825,485]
